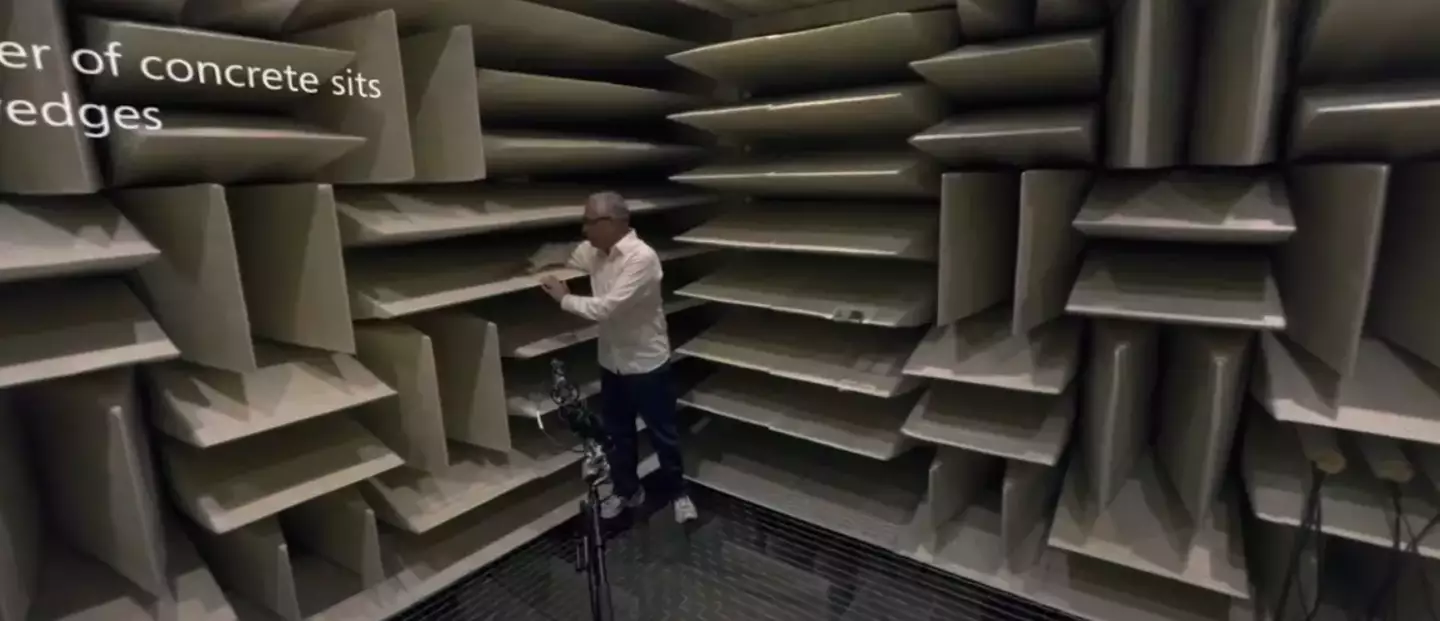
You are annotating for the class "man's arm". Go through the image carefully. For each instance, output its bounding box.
[566,242,591,272]
[559,251,659,321]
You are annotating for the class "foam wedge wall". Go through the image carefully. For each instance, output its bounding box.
[5,1,1440,620]
[0,1,711,619]
[667,1,1440,620]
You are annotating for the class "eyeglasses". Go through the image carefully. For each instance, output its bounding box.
[582,216,613,226]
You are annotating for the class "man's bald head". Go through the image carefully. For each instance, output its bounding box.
[586,191,631,222]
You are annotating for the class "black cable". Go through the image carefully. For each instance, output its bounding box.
[1401,510,1440,621]
[1387,484,1405,621]
[1364,483,1406,620]
[1404,510,1440,557]
[1277,469,1327,620]
[1303,482,1328,621]
[1275,475,1316,618]
[1397,505,1440,621]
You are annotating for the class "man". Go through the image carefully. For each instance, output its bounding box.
[537,191,697,524]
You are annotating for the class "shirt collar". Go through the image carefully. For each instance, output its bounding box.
[606,230,640,256]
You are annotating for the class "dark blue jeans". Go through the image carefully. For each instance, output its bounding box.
[601,363,686,502]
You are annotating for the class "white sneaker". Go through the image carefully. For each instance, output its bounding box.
[601,487,645,520]
[673,495,698,524]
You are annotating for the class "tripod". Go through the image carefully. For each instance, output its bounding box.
[576,440,614,621]
[549,359,615,621]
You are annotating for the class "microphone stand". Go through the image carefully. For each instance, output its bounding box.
[550,359,614,621]
[578,440,614,621]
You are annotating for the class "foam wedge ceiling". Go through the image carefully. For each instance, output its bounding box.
[2,1,1440,621]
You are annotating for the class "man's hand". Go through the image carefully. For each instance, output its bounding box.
[539,275,569,302]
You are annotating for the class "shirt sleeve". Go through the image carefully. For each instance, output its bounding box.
[566,242,593,273]
[559,250,658,321]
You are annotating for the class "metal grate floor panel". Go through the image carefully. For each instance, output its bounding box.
[392,485,1078,621]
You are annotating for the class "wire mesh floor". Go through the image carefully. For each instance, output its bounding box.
[392,484,1078,621]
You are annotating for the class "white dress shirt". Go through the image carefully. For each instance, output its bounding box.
[560,231,671,375]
